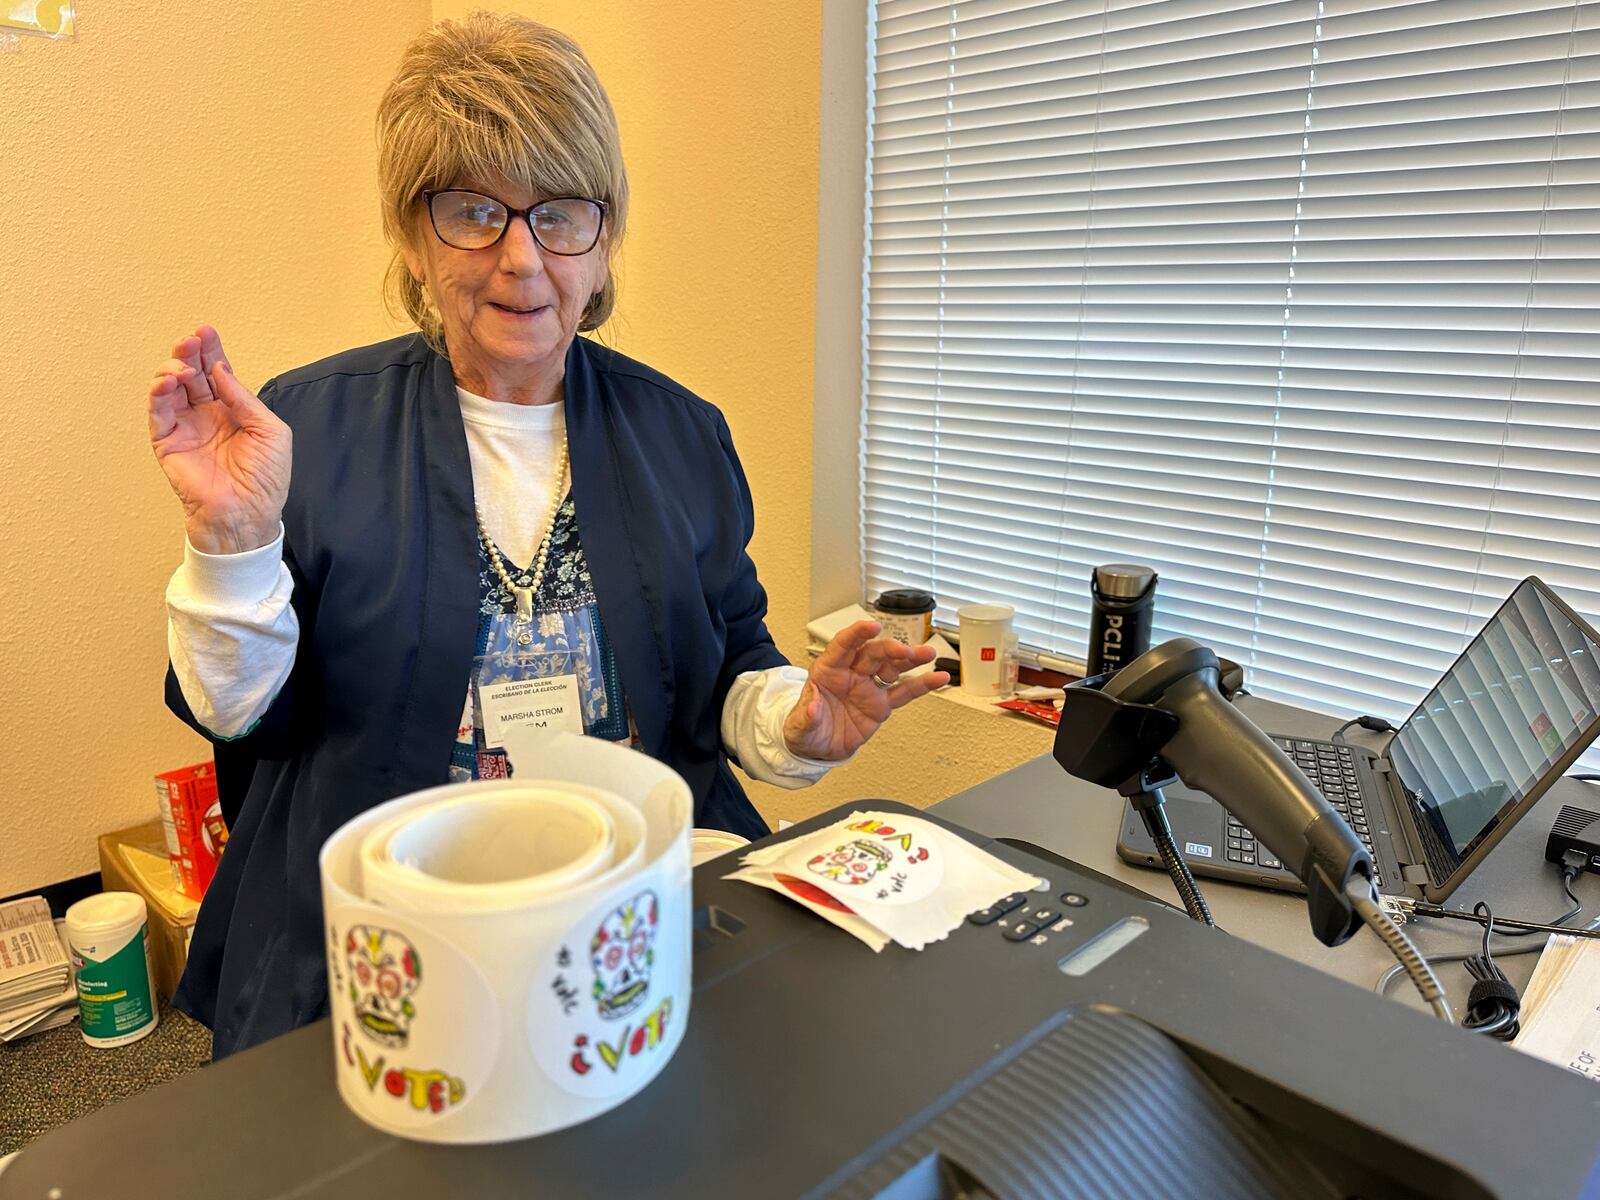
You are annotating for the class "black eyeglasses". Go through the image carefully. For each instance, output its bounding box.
[423,189,607,256]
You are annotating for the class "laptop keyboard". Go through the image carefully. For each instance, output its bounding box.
[1221,737,1383,887]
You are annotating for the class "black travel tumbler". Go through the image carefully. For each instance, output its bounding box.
[1086,564,1158,678]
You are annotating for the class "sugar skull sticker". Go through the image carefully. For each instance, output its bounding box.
[807,839,892,886]
[533,885,683,1100]
[591,891,658,1020]
[782,816,946,908]
[325,912,497,1129]
[346,925,422,1048]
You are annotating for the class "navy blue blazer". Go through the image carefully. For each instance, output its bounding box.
[168,334,788,1057]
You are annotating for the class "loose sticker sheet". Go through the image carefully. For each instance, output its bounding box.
[728,812,1039,951]
[722,865,891,952]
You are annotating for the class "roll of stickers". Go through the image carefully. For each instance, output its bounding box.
[319,731,692,1143]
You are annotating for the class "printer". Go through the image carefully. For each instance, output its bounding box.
[5,799,1598,1199]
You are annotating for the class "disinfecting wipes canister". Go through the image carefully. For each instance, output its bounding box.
[65,892,159,1048]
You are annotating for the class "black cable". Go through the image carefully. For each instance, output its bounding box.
[1332,714,1398,745]
[1377,867,1593,1001]
[1376,935,1557,998]
[1408,898,1591,937]
[1459,902,1522,1040]
[1349,878,1453,1021]
[1139,804,1216,928]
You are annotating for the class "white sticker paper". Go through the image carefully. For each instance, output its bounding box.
[731,811,1038,951]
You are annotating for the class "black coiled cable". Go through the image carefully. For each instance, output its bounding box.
[1460,902,1522,1041]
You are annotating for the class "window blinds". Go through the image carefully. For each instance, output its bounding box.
[862,0,1600,725]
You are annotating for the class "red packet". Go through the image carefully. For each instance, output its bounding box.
[154,761,228,901]
[996,698,1061,727]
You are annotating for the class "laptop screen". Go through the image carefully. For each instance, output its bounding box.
[1388,578,1600,883]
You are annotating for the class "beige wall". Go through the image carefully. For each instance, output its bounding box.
[1,2,1048,895]
[0,1,431,894]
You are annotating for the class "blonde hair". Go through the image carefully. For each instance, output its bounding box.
[376,12,628,352]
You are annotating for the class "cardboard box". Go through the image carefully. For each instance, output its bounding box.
[97,820,201,1002]
[154,761,228,901]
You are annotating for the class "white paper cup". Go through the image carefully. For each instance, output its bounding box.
[958,603,1016,697]
[690,829,750,867]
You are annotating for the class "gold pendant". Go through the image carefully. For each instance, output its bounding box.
[513,585,534,624]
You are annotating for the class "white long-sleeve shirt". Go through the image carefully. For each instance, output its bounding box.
[166,387,837,790]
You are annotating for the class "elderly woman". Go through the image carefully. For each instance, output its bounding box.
[147,13,945,1058]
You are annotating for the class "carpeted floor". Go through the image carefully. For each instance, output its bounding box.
[0,1003,211,1156]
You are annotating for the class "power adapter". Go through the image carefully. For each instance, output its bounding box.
[1545,804,1600,875]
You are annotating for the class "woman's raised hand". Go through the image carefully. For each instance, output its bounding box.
[781,620,950,763]
[148,326,291,555]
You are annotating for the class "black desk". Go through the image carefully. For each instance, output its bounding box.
[3,697,1597,1198]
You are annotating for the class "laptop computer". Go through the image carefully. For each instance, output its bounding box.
[1116,576,1600,903]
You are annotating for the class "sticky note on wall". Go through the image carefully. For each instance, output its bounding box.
[3,2,76,38]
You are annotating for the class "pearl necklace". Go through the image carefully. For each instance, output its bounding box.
[474,438,570,646]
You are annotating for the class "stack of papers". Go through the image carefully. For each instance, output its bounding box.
[726,810,1039,951]
[1514,933,1600,1078]
[0,898,78,1042]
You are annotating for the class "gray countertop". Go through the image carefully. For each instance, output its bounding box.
[933,694,1598,1006]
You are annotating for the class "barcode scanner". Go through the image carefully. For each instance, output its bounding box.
[1062,638,1374,946]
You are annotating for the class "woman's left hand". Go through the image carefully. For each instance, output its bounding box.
[782,620,951,762]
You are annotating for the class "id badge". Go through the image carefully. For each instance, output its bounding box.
[474,645,585,746]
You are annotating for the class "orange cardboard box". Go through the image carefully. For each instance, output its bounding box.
[154,761,228,901]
